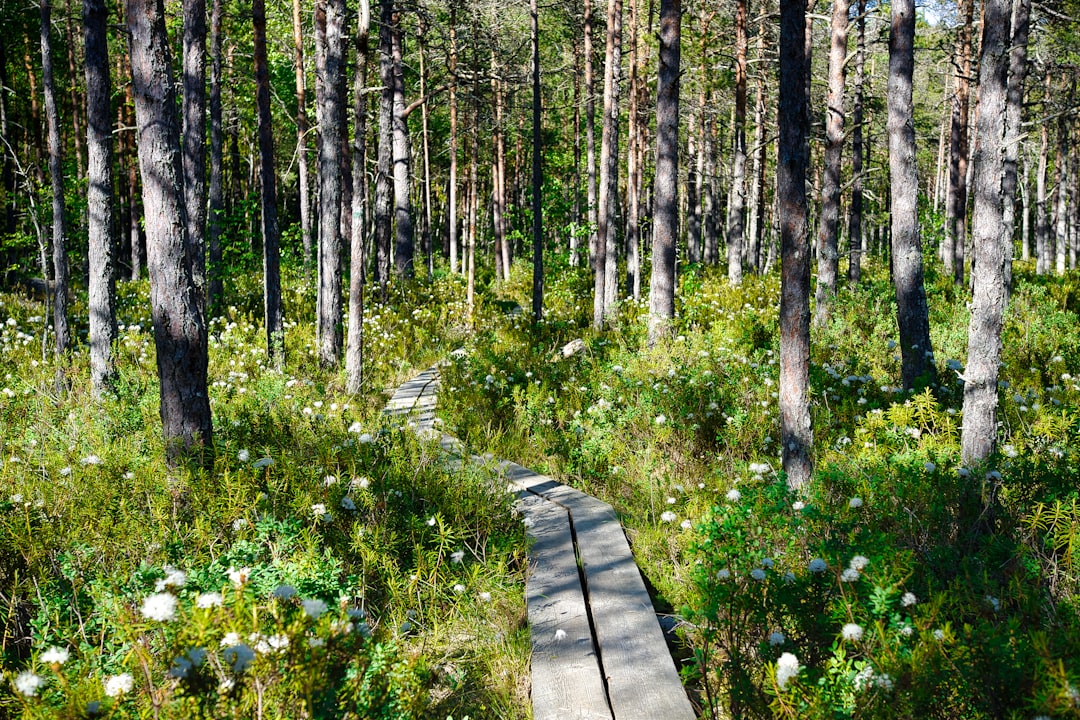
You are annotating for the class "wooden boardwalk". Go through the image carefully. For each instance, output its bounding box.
[384,366,696,720]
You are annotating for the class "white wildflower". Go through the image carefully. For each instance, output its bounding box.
[717,568,731,580]
[808,558,828,573]
[726,488,742,502]
[660,511,677,523]
[901,592,917,607]
[451,550,465,564]
[140,592,178,622]
[302,598,328,620]
[40,646,69,665]
[849,555,870,571]
[14,671,45,697]
[768,631,785,646]
[841,623,864,641]
[792,501,805,511]
[196,592,223,608]
[227,567,250,587]
[104,673,134,697]
[238,449,250,462]
[841,568,861,582]
[751,568,767,581]
[776,652,801,690]
[849,497,863,509]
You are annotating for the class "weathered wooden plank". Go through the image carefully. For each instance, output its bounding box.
[519,493,612,720]
[572,508,696,720]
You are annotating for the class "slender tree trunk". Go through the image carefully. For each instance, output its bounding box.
[848,0,865,285]
[595,0,623,327]
[346,0,370,394]
[531,0,544,321]
[207,0,224,311]
[293,0,313,274]
[125,74,144,281]
[687,119,700,262]
[41,0,70,357]
[315,0,345,365]
[375,1,393,297]
[467,104,478,323]
[1036,77,1050,274]
[703,109,718,266]
[961,0,1011,465]
[727,0,748,286]
[647,0,680,345]
[63,6,85,184]
[779,0,812,489]
[748,15,767,273]
[946,0,973,284]
[625,0,641,291]
[585,0,598,270]
[253,0,283,363]
[84,0,117,396]
[571,38,583,267]
[491,52,507,281]
[934,70,949,216]
[1021,149,1031,261]
[813,0,847,324]
[1000,0,1030,301]
[448,3,458,274]
[1054,80,1068,276]
[126,0,213,467]
[418,21,434,276]
[390,5,413,277]
[183,0,207,315]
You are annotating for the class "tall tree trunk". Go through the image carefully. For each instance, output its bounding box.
[703,109,718,266]
[571,38,583,267]
[647,0,680,345]
[253,0,283,363]
[390,4,413,277]
[63,6,85,184]
[961,0,1011,465]
[41,0,70,357]
[625,0,641,291]
[491,52,507,281]
[848,0,865,285]
[1000,0,1030,301]
[418,21,434,276]
[585,0,598,270]
[346,0,370,394]
[813,0,847,324]
[125,73,144,281]
[448,3,458,274]
[467,102,478,324]
[727,0,748,286]
[779,0,812,489]
[687,119,700,262]
[888,0,935,389]
[207,0,224,311]
[946,0,973,284]
[747,15,768,273]
[183,0,207,315]
[1021,149,1031,261]
[531,0,544,321]
[1036,75,1050,275]
[125,0,213,467]
[315,0,345,365]
[1054,79,1068,276]
[293,0,313,274]
[375,0,393,297]
[595,0,622,327]
[84,0,117,397]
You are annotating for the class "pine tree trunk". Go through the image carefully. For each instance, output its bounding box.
[491,53,507,281]
[63,6,85,184]
[1054,83,1068,276]
[813,0,847,324]
[748,16,767,273]
[375,0,393,296]
[84,0,117,396]
[595,0,622,327]
[1000,0,1030,301]
[418,22,434,276]
[727,0,748,286]
[946,0,973,284]
[207,0,224,311]
[571,39,583,266]
[41,0,70,357]
[390,6,413,277]
[253,0,283,363]
[847,0,865,285]
[293,0,313,274]
[961,0,1011,465]
[625,0,641,291]
[687,124,700,263]
[888,0,935,389]
[779,0,812,489]
[125,0,213,467]
[647,0,680,345]
[531,0,544,321]
[585,0,598,270]
[1036,78,1049,274]
[315,0,345,365]
[183,0,207,315]
[346,0,370,394]
[448,4,458,274]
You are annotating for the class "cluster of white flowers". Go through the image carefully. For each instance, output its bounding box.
[775,652,801,690]
[726,488,742,502]
[841,623,864,641]
[141,592,178,622]
[155,566,187,591]
[14,671,45,697]
[104,673,134,697]
[40,646,69,665]
[302,598,328,620]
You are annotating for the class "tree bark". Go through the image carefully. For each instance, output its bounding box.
[183,0,207,315]
[315,0,345,365]
[625,0,641,291]
[813,0,847,324]
[848,0,865,285]
[418,21,434,276]
[961,0,1011,465]
[1000,0,1030,302]
[346,0,370,394]
[125,0,213,467]
[41,0,70,357]
[727,0,748,286]
[747,15,768,273]
[253,0,283,363]
[595,0,622,327]
[647,0,680,345]
[945,0,973,284]
[491,52,508,281]
[531,0,544,322]
[293,0,313,274]
[84,0,117,396]
[207,0,224,311]
[448,3,459,274]
[779,0,812,489]
[390,4,413,277]
[375,0,393,297]
[687,119,700,263]
[585,0,598,270]
[63,6,85,184]
[1036,73,1050,275]
[1054,78,1068,276]
[888,0,935,389]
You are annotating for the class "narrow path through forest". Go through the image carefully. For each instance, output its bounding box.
[383,364,696,720]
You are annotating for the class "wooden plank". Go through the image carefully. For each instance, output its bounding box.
[519,493,612,720]
[572,508,696,720]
